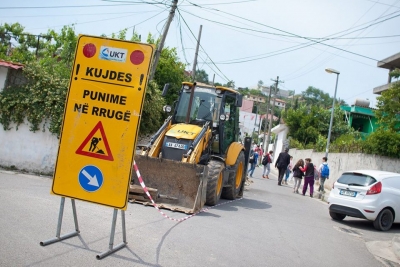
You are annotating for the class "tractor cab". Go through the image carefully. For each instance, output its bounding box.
[166,82,242,156]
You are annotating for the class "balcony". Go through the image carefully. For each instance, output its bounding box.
[373,80,400,95]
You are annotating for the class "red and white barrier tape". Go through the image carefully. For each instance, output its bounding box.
[133,160,242,222]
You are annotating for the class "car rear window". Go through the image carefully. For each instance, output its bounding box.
[337,173,377,186]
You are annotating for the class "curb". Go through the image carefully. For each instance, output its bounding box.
[393,235,400,261]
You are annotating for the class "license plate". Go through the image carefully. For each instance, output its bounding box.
[340,189,357,197]
[166,142,187,150]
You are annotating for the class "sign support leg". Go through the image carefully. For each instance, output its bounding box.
[40,197,80,246]
[96,209,127,259]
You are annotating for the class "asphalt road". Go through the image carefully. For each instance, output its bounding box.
[0,166,399,267]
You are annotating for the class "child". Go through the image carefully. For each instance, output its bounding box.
[284,156,293,185]
[318,157,330,193]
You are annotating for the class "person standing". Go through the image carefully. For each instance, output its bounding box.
[262,150,273,179]
[248,150,259,178]
[318,157,330,193]
[300,158,315,197]
[283,156,293,185]
[292,159,304,193]
[258,145,264,166]
[275,148,291,186]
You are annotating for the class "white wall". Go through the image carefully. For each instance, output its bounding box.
[288,149,400,191]
[271,124,288,166]
[0,121,59,174]
[0,66,8,91]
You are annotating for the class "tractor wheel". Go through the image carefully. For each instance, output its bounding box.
[222,151,246,200]
[205,160,224,206]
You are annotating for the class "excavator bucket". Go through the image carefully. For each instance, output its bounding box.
[129,155,208,214]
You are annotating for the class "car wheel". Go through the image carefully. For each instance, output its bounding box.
[329,211,346,221]
[373,209,394,231]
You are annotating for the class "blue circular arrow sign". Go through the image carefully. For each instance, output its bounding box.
[78,165,104,192]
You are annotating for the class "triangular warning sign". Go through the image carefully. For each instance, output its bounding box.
[76,121,114,161]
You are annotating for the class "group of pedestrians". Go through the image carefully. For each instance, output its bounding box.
[247,145,331,197]
[274,148,330,198]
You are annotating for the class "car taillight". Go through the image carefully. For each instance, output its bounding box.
[367,181,382,195]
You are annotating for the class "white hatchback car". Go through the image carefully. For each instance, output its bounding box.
[328,170,400,231]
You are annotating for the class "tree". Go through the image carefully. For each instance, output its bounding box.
[282,104,350,147]
[224,80,235,88]
[0,22,39,62]
[0,24,77,135]
[363,69,400,158]
[301,86,332,108]
[195,69,209,84]
[293,97,299,110]
[374,68,400,132]
[140,80,165,134]
[257,80,264,89]
[0,24,180,136]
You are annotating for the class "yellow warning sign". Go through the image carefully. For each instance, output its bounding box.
[52,35,153,209]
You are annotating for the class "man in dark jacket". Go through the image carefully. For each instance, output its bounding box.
[275,148,291,186]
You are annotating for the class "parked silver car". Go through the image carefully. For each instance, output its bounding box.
[328,170,400,231]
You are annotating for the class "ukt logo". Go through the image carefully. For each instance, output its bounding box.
[99,46,127,63]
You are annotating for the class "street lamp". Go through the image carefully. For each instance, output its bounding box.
[325,68,340,158]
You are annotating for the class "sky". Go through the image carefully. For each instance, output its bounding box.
[1,0,400,107]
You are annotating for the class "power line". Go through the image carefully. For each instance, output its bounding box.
[26,13,137,31]
[0,3,160,9]
[182,2,400,63]
[177,9,231,83]
[1,10,159,18]
[177,14,190,64]
[102,0,169,9]
[365,0,400,8]
[182,0,258,6]
[184,1,400,40]
[282,0,383,81]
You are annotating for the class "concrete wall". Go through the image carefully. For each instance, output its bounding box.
[0,66,7,91]
[288,148,400,190]
[0,121,59,174]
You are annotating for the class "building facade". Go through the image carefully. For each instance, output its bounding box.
[373,52,400,95]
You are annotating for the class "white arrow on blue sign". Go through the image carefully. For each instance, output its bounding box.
[78,165,104,192]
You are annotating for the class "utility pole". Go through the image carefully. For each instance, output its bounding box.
[149,0,178,80]
[191,25,203,81]
[265,76,284,152]
[262,87,272,153]
[251,103,258,139]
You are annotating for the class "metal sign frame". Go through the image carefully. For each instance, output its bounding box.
[42,35,154,259]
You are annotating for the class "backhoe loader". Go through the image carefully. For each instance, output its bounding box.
[130,82,250,213]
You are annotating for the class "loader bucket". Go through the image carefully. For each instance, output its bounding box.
[130,155,208,214]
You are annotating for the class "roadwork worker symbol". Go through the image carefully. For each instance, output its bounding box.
[76,121,114,161]
[89,137,103,153]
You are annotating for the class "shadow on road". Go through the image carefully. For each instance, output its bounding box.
[207,198,272,212]
[333,218,400,233]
